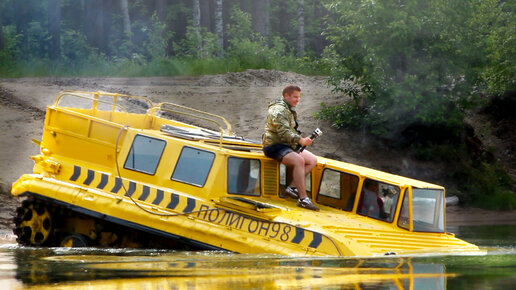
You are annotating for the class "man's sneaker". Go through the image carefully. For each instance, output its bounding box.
[283,186,299,199]
[297,197,319,211]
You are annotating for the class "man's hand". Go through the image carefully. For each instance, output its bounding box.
[298,137,313,147]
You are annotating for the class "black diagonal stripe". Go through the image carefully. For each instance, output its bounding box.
[167,193,179,209]
[152,189,164,205]
[308,232,322,248]
[111,177,123,193]
[70,165,81,181]
[83,169,95,185]
[291,227,305,244]
[97,173,108,189]
[125,181,136,197]
[183,198,196,213]
[139,185,150,201]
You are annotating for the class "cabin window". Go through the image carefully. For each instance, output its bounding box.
[124,134,166,175]
[412,188,445,233]
[171,146,215,187]
[357,179,400,222]
[227,157,261,196]
[316,169,358,211]
[278,163,311,198]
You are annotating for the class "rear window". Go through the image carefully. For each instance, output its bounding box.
[171,146,215,187]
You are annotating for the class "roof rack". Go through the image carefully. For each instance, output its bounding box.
[149,102,233,148]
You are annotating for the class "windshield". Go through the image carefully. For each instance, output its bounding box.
[411,188,445,233]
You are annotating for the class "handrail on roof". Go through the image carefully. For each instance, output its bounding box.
[148,102,232,135]
[54,90,154,110]
[149,102,232,148]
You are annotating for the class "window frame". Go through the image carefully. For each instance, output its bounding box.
[123,134,167,175]
[227,156,261,196]
[410,188,445,233]
[316,168,359,212]
[171,146,216,187]
[357,178,401,223]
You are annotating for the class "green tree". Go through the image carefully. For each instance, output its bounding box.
[319,0,501,138]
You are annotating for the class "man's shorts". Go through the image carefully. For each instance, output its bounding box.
[263,144,295,161]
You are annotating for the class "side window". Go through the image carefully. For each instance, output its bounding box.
[124,134,166,175]
[412,188,444,233]
[279,163,311,198]
[317,169,358,211]
[227,157,261,196]
[357,179,400,222]
[171,147,215,187]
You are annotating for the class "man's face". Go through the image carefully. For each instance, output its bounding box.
[284,90,301,107]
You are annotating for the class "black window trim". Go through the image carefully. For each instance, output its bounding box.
[171,145,216,188]
[123,134,167,176]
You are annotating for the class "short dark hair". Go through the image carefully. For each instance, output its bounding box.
[282,84,301,97]
[364,179,379,189]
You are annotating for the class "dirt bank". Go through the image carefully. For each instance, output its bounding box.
[0,70,514,231]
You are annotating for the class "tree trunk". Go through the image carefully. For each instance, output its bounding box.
[313,1,327,56]
[193,0,200,33]
[103,1,115,56]
[0,6,4,51]
[120,0,131,37]
[214,0,223,57]
[200,0,211,31]
[84,0,105,51]
[297,0,305,57]
[252,0,268,37]
[48,0,61,60]
[277,2,288,40]
[155,0,167,24]
[240,0,250,13]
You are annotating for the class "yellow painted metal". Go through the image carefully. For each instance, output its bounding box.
[11,91,481,257]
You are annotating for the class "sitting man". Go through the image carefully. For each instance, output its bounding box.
[262,84,319,211]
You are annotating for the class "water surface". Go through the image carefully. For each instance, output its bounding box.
[2,225,516,289]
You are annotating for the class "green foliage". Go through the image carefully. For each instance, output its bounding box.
[482,2,516,94]
[61,30,98,62]
[0,25,22,73]
[460,161,516,210]
[225,7,293,70]
[320,0,501,137]
[174,26,220,59]
[144,14,173,60]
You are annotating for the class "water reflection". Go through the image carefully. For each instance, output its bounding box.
[2,225,516,289]
[8,248,452,289]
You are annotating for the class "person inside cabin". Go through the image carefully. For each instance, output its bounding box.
[262,84,319,211]
[359,179,385,219]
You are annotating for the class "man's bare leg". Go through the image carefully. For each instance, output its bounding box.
[300,149,317,176]
[281,152,308,199]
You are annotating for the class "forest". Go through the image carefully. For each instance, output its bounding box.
[0,0,515,209]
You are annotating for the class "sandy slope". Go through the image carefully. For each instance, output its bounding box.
[1,70,514,230]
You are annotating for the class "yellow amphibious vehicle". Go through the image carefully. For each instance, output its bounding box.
[11,91,479,256]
